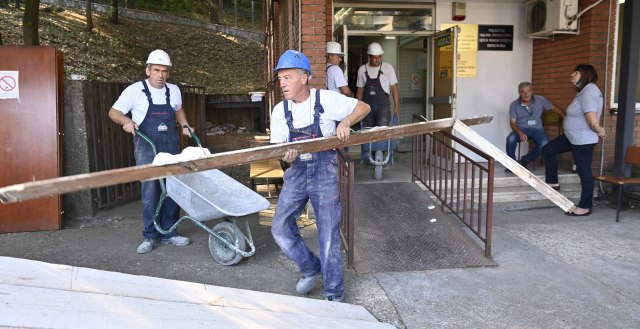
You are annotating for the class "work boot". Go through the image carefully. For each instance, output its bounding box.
[295,274,318,294]
[519,159,529,170]
[137,238,159,254]
[160,235,190,246]
[324,295,344,302]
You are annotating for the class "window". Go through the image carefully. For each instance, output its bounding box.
[613,0,640,109]
[333,3,434,33]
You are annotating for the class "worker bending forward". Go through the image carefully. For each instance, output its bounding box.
[270,50,370,302]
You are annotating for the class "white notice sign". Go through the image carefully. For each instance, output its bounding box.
[0,71,19,100]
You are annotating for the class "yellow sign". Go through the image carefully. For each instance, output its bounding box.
[440,24,478,78]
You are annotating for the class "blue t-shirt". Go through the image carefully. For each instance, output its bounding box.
[565,83,603,145]
[508,95,552,130]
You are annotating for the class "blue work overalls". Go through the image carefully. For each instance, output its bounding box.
[134,80,180,239]
[362,65,391,127]
[271,90,344,299]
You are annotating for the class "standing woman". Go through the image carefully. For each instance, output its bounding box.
[542,64,606,216]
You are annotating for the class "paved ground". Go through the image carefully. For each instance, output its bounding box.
[1,145,639,328]
[1,190,639,328]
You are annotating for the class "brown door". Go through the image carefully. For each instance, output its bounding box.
[0,46,64,232]
[430,27,458,120]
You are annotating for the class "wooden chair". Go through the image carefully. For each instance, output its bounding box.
[594,145,640,222]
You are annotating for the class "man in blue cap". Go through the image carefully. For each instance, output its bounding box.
[270,50,370,302]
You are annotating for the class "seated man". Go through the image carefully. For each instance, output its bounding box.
[506,82,564,171]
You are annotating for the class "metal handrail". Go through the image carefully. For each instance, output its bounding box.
[412,115,494,257]
[337,149,355,267]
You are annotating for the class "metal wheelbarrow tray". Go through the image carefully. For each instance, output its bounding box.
[165,169,270,265]
[360,115,398,180]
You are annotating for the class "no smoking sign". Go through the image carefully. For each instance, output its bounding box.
[0,71,19,99]
[0,76,17,91]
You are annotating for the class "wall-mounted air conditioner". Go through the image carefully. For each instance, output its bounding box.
[526,0,579,38]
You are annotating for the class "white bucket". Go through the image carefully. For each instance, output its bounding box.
[249,91,265,102]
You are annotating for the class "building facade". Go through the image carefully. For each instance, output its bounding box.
[264,0,639,174]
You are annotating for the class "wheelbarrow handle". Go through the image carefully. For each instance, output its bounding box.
[136,129,203,156]
[188,129,203,148]
[135,130,157,156]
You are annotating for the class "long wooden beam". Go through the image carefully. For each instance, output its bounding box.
[452,120,575,212]
[0,116,492,204]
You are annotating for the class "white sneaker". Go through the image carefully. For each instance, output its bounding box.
[295,274,318,294]
[160,235,190,246]
[137,238,159,254]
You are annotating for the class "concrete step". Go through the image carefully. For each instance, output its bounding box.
[492,184,587,203]
[493,173,581,187]
[0,257,393,329]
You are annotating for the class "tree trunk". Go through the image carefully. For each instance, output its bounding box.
[85,0,93,32]
[125,0,134,9]
[109,0,119,24]
[15,0,19,9]
[209,0,219,24]
[23,0,40,46]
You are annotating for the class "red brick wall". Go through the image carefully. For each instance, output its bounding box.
[300,0,329,90]
[532,0,639,172]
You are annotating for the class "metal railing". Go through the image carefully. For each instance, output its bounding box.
[411,115,494,257]
[337,149,355,267]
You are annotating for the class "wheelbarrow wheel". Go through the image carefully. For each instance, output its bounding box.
[209,221,246,266]
[374,150,384,180]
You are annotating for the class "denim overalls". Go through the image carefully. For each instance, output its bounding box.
[362,65,391,127]
[271,90,344,298]
[134,80,180,239]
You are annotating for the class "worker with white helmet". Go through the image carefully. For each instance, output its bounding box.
[356,42,400,127]
[270,50,370,302]
[325,41,353,97]
[108,49,193,254]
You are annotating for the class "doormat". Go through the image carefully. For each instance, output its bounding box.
[353,182,496,274]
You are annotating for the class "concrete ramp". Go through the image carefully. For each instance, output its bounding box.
[0,257,393,329]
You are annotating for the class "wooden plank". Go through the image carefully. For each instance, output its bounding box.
[0,116,492,204]
[452,120,575,212]
[0,284,394,328]
[0,256,378,323]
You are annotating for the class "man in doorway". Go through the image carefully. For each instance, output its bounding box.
[270,50,370,302]
[356,42,400,127]
[326,41,353,97]
[108,49,193,254]
[506,81,565,171]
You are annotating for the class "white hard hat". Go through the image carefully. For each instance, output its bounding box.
[367,42,384,56]
[146,49,172,67]
[326,41,344,55]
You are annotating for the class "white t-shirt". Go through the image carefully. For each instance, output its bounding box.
[356,62,398,95]
[112,80,183,125]
[270,88,359,143]
[326,64,348,92]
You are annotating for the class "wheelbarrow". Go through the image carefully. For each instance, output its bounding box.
[361,114,398,180]
[137,130,270,265]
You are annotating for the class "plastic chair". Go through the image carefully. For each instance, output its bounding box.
[594,145,640,222]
